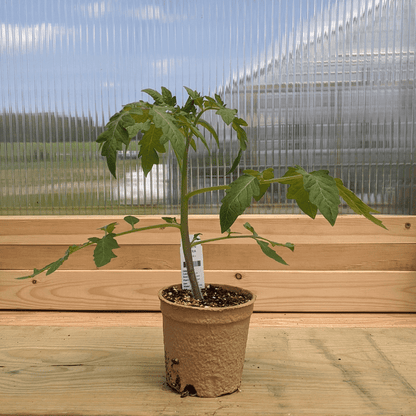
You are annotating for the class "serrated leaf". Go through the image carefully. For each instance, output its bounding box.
[243,222,258,236]
[96,112,136,178]
[45,245,78,276]
[262,168,274,180]
[182,96,196,114]
[295,166,339,225]
[220,174,260,233]
[216,108,237,125]
[142,88,164,105]
[162,217,177,224]
[189,124,210,153]
[254,168,275,202]
[335,178,387,229]
[215,94,224,105]
[233,117,248,127]
[283,167,318,219]
[232,118,248,146]
[93,234,120,268]
[226,149,243,175]
[124,216,140,228]
[88,237,101,244]
[45,258,65,275]
[196,119,220,147]
[244,169,261,177]
[126,118,152,138]
[139,124,165,176]
[99,222,118,235]
[255,239,289,265]
[150,106,185,163]
[161,87,176,106]
[184,87,200,100]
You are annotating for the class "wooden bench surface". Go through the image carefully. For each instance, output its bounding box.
[1,314,416,416]
[1,214,415,415]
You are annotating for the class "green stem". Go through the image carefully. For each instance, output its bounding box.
[18,223,181,280]
[191,234,261,247]
[261,174,303,185]
[180,137,204,301]
[185,185,230,201]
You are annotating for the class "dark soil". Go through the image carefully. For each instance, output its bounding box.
[162,284,252,308]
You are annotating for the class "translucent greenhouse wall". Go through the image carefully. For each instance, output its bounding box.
[0,0,414,215]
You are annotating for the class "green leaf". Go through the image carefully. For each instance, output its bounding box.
[189,124,210,153]
[197,119,220,147]
[150,106,185,163]
[216,108,237,125]
[93,234,120,268]
[254,168,275,202]
[220,174,261,233]
[255,239,289,265]
[215,94,224,106]
[335,178,387,229]
[138,124,165,176]
[124,216,140,228]
[184,87,204,108]
[184,86,199,99]
[243,169,261,177]
[226,149,243,175]
[283,167,318,219]
[161,87,177,106]
[243,222,293,265]
[88,237,101,244]
[99,222,118,235]
[162,217,177,224]
[295,166,340,225]
[45,244,79,276]
[96,112,137,178]
[243,222,258,236]
[142,88,164,105]
[45,258,65,275]
[126,118,152,138]
[182,96,196,114]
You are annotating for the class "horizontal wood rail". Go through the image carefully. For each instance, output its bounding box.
[0,215,415,313]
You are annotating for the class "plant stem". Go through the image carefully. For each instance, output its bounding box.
[191,234,262,247]
[180,137,204,301]
[185,185,230,201]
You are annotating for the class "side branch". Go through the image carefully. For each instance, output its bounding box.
[17,223,181,280]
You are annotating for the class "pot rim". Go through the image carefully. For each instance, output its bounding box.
[158,283,256,312]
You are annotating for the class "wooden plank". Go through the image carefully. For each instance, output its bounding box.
[1,240,415,271]
[3,233,415,245]
[1,214,414,237]
[1,311,415,328]
[0,325,415,415]
[1,270,416,312]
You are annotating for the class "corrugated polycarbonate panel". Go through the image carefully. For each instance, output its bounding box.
[0,0,414,215]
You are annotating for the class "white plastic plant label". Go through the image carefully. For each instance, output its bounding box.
[180,235,205,290]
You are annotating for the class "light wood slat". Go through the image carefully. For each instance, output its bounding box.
[3,233,415,245]
[1,325,415,415]
[1,214,414,236]
[1,311,415,328]
[1,270,415,312]
[1,241,415,271]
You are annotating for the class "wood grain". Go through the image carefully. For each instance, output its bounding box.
[1,325,415,415]
[1,239,415,271]
[2,215,415,271]
[1,270,416,312]
[1,214,414,236]
[1,311,415,328]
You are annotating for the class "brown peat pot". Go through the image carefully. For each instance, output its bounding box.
[158,284,256,398]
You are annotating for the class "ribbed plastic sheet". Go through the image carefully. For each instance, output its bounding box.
[0,0,414,215]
